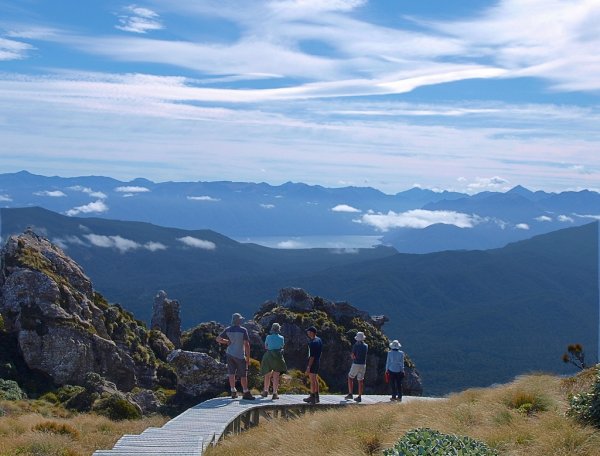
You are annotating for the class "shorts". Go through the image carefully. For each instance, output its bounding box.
[309,360,320,374]
[348,363,366,381]
[227,354,247,377]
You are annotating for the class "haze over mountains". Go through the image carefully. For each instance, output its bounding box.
[2,171,599,252]
[1,206,596,395]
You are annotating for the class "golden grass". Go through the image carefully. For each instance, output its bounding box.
[0,400,168,456]
[206,372,600,456]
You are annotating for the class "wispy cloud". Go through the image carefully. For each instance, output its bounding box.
[115,186,150,193]
[331,204,361,213]
[177,236,216,250]
[116,5,163,34]
[0,194,12,202]
[66,200,109,216]
[535,215,552,222]
[558,214,574,223]
[465,176,510,192]
[0,37,34,61]
[277,240,304,249]
[358,209,479,231]
[34,190,66,197]
[68,186,107,199]
[515,223,530,230]
[83,233,167,253]
[260,203,275,209]
[144,241,167,251]
[187,195,220,202]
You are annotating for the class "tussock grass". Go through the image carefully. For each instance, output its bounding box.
[0,400,167,456]
[207,373,600,456]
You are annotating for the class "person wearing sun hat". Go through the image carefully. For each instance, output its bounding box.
[345,331,368,402]
[260,322,287,400]
[216,312,255,400]
[386,339,405,401]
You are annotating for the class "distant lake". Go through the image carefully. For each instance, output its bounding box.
[237,235,383,249]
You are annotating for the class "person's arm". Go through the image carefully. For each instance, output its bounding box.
[244,339,251,366]
[305,356,314,373]
[216,330,230,345]
[385,352,390,372]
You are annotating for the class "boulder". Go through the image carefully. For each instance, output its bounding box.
[151,290,181,348]
[0,230,158,391]
[167,349,227,397]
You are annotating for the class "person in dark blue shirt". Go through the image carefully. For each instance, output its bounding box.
[345,331,368,402]
[303,326,322,404]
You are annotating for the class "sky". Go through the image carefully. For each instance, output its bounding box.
[1,0,600,194]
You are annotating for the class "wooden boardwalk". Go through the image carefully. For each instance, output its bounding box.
[93,394,441,456]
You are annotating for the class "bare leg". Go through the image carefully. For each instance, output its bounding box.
[240,376,249,392]
[309,373,318,393]
[358,379,364,396]
[272,372,280,394]
[347,377,354,394]
[263,372,272,392]
[228,374,236,390]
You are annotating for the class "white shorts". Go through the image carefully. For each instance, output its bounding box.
[348,363,366,381]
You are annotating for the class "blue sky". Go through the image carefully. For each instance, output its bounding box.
[1,0,599,193]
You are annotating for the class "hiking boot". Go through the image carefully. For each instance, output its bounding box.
[272,393,279,400]
[231,390,238,399]
[242,391,255,400]
[303,393,316,404]
[261,390,268,398]
[315,392,320,403]
[344,393,353,400]
[354,395,362,403]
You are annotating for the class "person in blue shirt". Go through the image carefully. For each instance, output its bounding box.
[260,322,287,400]
[385,339,405,401]
[216,313,255,400]
[345,331,368,402]
[303,326,322,404]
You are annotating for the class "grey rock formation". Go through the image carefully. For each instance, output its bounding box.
[151,290,182,348]
[276,287,313,311]
[0,230,159,391]
[167,349,227,397]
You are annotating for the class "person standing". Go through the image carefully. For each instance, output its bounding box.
[216,313,255,400]
[303,326,322,404]
[345,331,368,403]
[260,322,287,400]
[385,340,405,401]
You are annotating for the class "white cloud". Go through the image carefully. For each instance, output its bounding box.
[358,209,479,231]
[535,215,552,222]
[515,223,530,230]
[260,203,275,209]
[558,215,574,223]
[116,5,163,34]
[466,176,510,192]
[331,204,361,213]
[52,235,87,249]
[68,186,107,199]
[574,213,600,221]
[122,193,135,197]
[34,190,67,197]
[65,200,108,216]
[0,37,34,61]
[187,195,220,202]
[0,194,12,202]
[115,186,150,193]
[277,240,304,249]
[177,236,216,250]
[84,234,140,252]
[144,241,167,251]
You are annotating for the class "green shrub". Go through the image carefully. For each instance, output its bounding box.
[93,394,142,421]
[33,421,79,439]
[39,392,59,404]
[505,389,550,415]
[277,369,329,394]
[0,378,27,400]
[567,367,600,428]
[384,428,498,456]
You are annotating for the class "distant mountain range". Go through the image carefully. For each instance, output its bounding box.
[1,206,596,395]
[2,171,599,252]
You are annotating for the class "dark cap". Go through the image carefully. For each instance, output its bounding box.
[305,326,317,334]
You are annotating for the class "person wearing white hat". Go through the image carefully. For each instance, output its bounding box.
[386,340,405,401]
[345,331,368,403]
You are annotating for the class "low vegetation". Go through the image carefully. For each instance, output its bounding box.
[207,369,600,456]
[0,399,167,456]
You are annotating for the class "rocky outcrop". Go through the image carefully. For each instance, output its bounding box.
[0,230,160,392]
[167,349,227,397]
[151,290,181,348]
[255,288,422,395]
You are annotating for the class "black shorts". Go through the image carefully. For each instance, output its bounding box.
[309,360,320,374]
